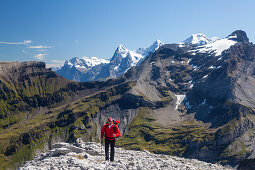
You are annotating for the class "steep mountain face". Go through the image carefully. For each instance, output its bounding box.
[1,30,255,169]
[0,61,123,127]
[118,30,255,166]
[55,40,164,82]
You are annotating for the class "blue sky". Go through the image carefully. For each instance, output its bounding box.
[0,0,254,67]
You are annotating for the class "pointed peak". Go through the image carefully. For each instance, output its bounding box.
[227,30,249,43]
[117,44,126,50]
[114,44,129,56]
[69,57,80,62]
[152,40,164,46]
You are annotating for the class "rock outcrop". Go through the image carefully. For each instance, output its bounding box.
[19,139,232,170]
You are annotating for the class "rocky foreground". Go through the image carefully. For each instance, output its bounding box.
[19,139,232,170]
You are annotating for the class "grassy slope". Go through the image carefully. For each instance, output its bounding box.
[117,108,215,156]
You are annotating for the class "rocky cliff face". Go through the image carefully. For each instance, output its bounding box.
[114,30,255,166]
[1,30,255,169]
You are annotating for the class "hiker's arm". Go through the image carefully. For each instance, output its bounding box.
[101,125,105,139]
[115,126,121,138]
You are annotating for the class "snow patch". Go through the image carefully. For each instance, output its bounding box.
[217,57,222,61]
[175,95,186,110]
[189,38,237,56]
[208,66,216,69]
[114,66,119,71]
[178,43,185,48]
[190,64,199,71]
[203,75,208,79]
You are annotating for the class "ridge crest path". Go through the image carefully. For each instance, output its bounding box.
[19,139,232,170]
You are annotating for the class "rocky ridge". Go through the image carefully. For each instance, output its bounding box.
[19,139,232,170]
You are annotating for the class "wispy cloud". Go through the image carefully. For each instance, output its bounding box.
[46,60,65,68]
[34,54,47,60]
[0,40,32,45]
[27,45,53,49]
[37,49,46,52]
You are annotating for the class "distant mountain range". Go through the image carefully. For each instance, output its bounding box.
[54,40,164,81]
[54,33,241,82]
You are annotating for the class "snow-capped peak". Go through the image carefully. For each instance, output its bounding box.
[116,44,128,52]
[183,33,219,45]
[63,56,109,71]
[150,40,164,51]
[113,44,129,58]
[136,40,164,57]
[81,56,109,67]
[153,40,164,47]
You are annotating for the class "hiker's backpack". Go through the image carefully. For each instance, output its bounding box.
[105,119,120,138]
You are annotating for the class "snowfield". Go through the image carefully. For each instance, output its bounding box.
[19,139,232,170]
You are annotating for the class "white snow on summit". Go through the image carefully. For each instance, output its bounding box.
[115,44,130,58]
[64,56,109,71]
[81,56,109,67]
[183,33,219,45]
[142,40,164,56]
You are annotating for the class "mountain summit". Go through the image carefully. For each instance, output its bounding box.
[182,33,219,45]
[227,30,249,42]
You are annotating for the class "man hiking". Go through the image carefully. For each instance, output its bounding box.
[101,117,121,161]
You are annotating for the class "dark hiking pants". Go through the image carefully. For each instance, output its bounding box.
[105,138,115,161]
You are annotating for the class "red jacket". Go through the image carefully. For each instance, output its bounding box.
[101,123,121,140]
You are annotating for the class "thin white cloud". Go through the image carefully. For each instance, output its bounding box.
[27,45,53,49]
[34,54,47,60]
[37,49,46,52]
[0,40,32,45]
[46,60,65,68]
